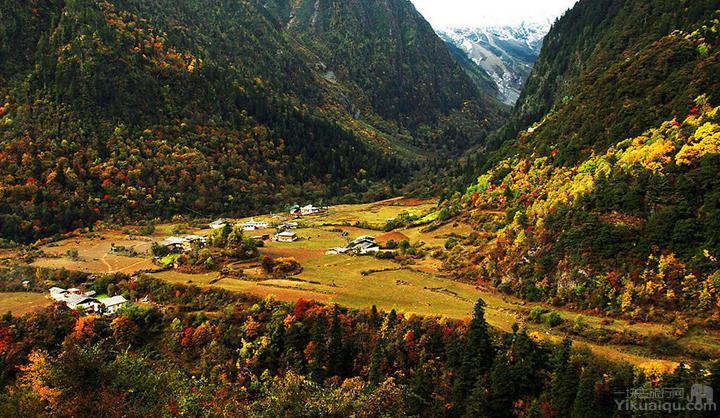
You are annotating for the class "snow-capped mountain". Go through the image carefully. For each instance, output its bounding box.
[439,20,552,105]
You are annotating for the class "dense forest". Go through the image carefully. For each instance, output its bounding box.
[453,102,720,322]
[436,0,720,190]
[0,0,506,243]
[0,269,718,417]
[441,3,720,322]
[492,0,720,158]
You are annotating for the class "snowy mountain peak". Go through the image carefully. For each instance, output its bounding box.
[439,20,552,104]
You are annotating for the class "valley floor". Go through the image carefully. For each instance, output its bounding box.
[3,197,717,371]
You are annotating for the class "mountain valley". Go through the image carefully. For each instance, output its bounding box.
[1,0,720,416]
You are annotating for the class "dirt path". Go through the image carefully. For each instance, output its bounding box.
[99,254,152,274]
[100,254,114,273]
[115,258,152,273]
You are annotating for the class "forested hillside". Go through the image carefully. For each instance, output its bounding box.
[0,0,505,243]
[490,0,720,160]
[2,271,718,416]
[444,1,720,322]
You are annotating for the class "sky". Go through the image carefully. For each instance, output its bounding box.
[410,0,579,28]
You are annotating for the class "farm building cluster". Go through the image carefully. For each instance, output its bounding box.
[160,218,304,255]
[211,218,270,231]
[49,287,128,315]
[209,218,297,232]
[163,235,207,252]
[328,235,381,256]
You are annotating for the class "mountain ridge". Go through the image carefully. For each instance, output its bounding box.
[445,0,720,321]
[438,20,551,105]
[0,0,506,243]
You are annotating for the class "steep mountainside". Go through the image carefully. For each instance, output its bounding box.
[491,0,720,157]
[444,1,720,322]
[0,0,505,243]
[439,21,550,105]
[265,0,502,127]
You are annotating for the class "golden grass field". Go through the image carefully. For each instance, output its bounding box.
[7,196,716,369]
[0,292,52,315]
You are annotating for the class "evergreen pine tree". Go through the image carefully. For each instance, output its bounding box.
[464,374,490,418]
[409,355,433,417]
[369,305,380,329]
[326,308,344,377]
[550,338,578,418]
[453,299,494,413]
[488,350,515,418]
[308,315,328,382]
[572,364,600,418]
[368,336,385,387]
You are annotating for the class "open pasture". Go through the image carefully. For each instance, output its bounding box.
[30,232,159,274]
[0,292,52,315]
[7,198,703,369]
[301,197,437,229]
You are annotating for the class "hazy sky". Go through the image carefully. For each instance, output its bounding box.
[410,0,578,28]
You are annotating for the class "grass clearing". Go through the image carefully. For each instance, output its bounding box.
[0,292,51,315]
[400,222,475,248]
[302,197,437,229]
[9,197,710,369]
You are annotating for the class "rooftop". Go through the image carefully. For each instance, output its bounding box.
[100,295,128,307]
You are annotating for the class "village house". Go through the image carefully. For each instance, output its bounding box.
[100,295,129,315]
[300,204,324,216]
[181,235,206,251]
[163,235,207,252]
[163,236,186,252]
[290,204,326,217]
[282,221,299,229]
[274,231,298,242]
[209,219,228,229]
[352,240,380,255]
[241,219,270,231]
[330,236,381,256]
[49,288,128,315]
[349,236,376,247]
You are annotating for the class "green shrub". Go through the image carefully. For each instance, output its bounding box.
[572,315,588,334]
[138,224,156,236]
[444,237,460,250]
[529,307,547,323]
[647,334,684,356]
[545,312,563,327]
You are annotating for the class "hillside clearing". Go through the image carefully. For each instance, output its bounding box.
[0,293,52,316]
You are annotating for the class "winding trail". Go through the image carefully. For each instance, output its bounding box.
[100,254,114,273]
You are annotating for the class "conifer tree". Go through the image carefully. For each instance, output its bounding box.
[454,299,494,415]
[464,374,490,418]
[326,307,344,377]
[369,305,380,329]
[308,315,328,382]
[572,364,600,418]
[367,336,385,387]
[550,338,578,418]
[409,356,433,417]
